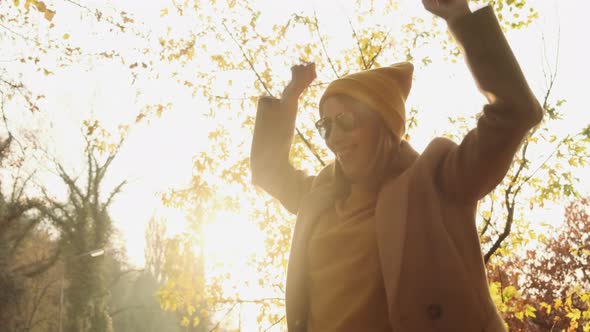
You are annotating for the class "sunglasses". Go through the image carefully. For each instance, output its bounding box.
[315,112,361,140]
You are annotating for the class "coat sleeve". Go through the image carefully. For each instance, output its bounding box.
[250,95,315,215]
[436,6,544,203]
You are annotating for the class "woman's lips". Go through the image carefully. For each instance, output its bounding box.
[337,145,356,161]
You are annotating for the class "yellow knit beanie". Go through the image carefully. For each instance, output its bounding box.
[319,62,414,139]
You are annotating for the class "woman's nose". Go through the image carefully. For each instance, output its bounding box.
[327,123,345,148]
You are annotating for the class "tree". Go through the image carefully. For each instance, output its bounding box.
[487,198,590,331]
[0,136,61,331]
[11,228,63,332]
[156,222,211,331]
[145,215,168,283]
[40,137,126,332]
[153,0,548,329]
[107,236,182,332]
[106,214,181,332]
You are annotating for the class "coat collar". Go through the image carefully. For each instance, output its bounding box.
[296,139,420,251]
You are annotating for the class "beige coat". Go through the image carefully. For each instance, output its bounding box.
[250,6,543,332]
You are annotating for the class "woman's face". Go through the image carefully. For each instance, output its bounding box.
[321,96,384,183]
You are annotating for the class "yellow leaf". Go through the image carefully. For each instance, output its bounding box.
[180,316,190,327]
[540,302,552,314]
[44,8,55,21]
[567,309,581,321]
[63,33,70,40]
[193,316,200,327]
[160,8,168,17]
[187,305,196,316]
[502,286,518,301]
[555,299,563,310]
[525,304,536,318]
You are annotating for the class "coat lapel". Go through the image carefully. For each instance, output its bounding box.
[375,141,419,323]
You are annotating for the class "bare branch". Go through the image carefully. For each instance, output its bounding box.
[220,21,325,167]
[86,144,94,202]
[0,199,43,236]
[56,163,84,205]
[366,29,392,69]
[312,11,340,78]
[208,302,238,332]
[295,127,326,167]
[509,140,530,199]
[515,93,568,195]
[0,76,40,112]
[104,180,127,210]
[263,315,286,332]
[0,22,35,43]
[11,247,62,277]
[62,0,150,39]
[484,32,563,263]
[216,297,284,304]
[479,197,495,237]
[11,170,36,204]
[221,21,274,97]
[484,185,516,264]
[346,16,367,69]
[9,215,43,255]
[38,199,76,239]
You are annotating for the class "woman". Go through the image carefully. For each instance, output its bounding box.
[250,1,543,331]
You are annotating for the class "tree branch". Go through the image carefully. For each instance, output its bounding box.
[479,197,495,238]
[11,247,62,277]
[484,185,516,264]
[366,29,391,69]
[263,315,286,332]
[346,16,367,69]
[220,21,325,167]
[104,179,127,210]
[221,21,273,97]
[484,36,562,262]
[312,11,340,78]
[9,215,43,256]
[208,302,238,332]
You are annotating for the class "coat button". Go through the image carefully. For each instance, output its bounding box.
[427,304,443,320]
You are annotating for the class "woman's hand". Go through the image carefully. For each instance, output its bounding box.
[422,0,471,23]
[284,62,316,98]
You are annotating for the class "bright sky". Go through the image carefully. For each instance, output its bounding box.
[3,0,589,279]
